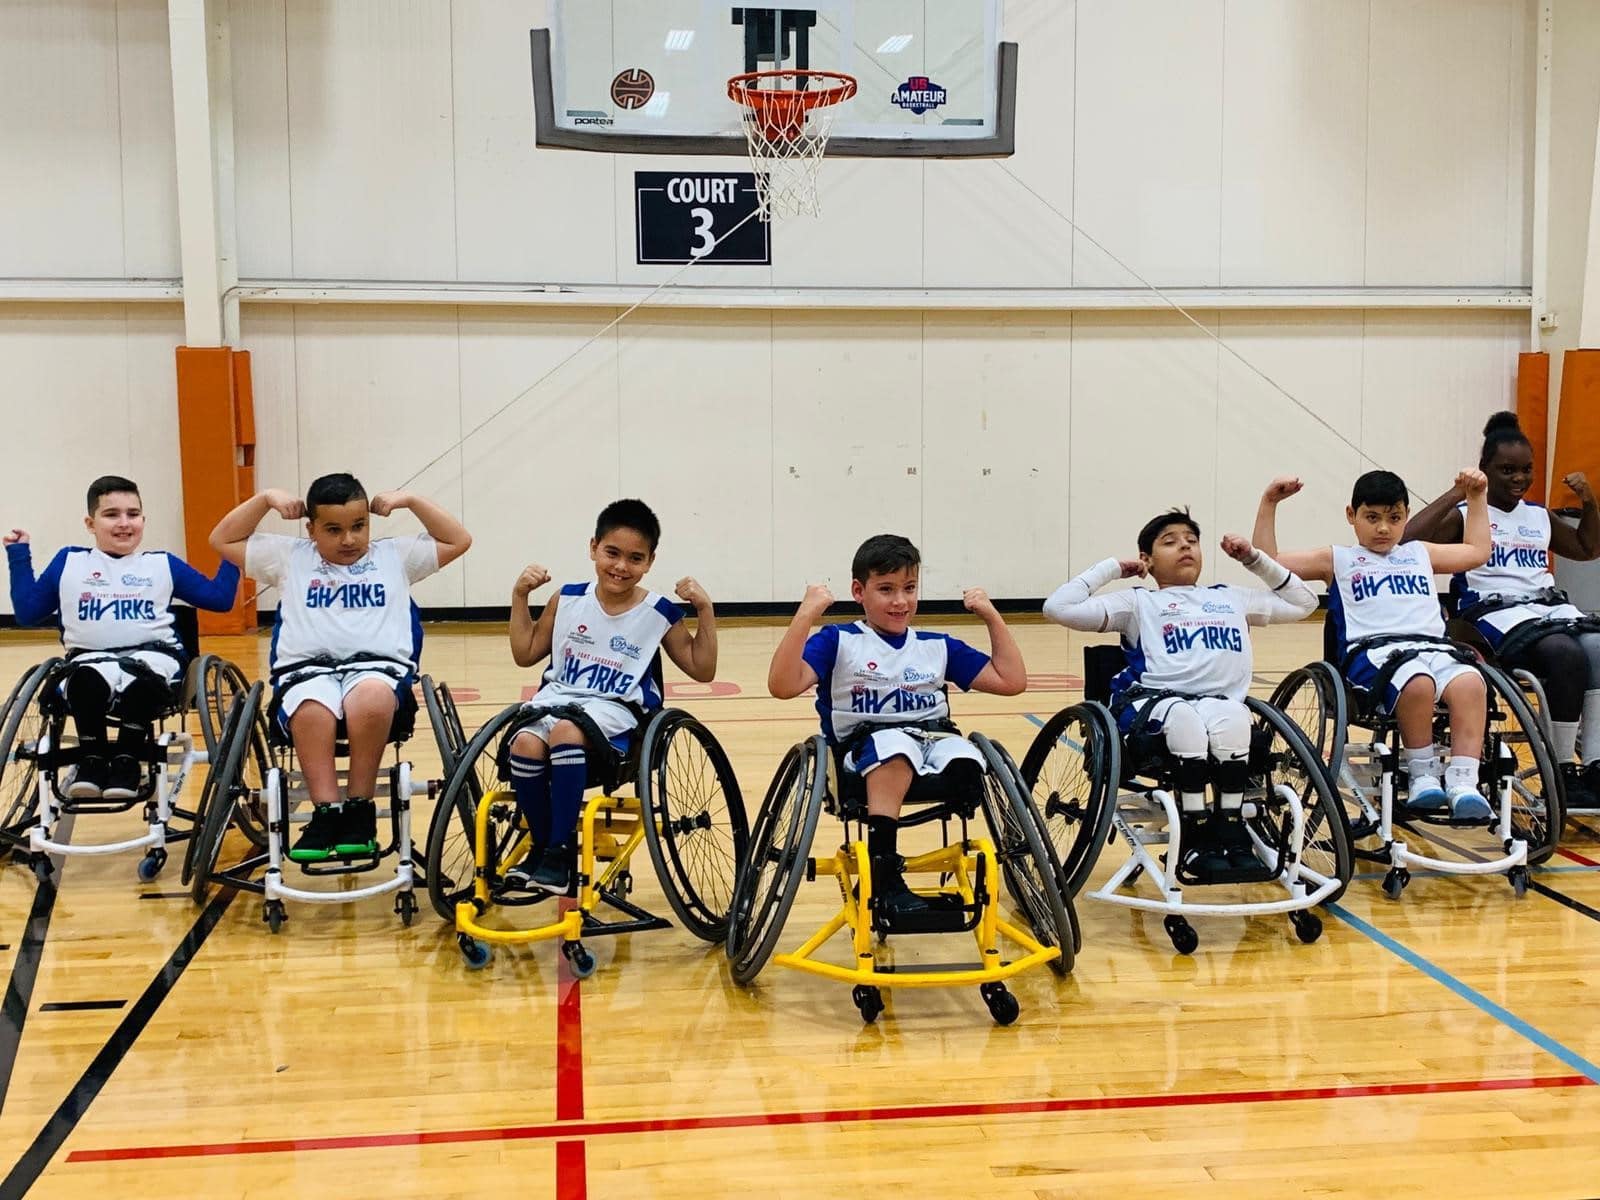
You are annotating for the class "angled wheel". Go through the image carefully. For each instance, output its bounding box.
[1271,663,1370,842]
[421,676,468,781]
[194,655,250,758]
[185,683,263,904]
[725,737,825,986]
[1243,697,1354,903]
[1019,702,1119,898]
[973,734,1076,977]
[1481,663,1562,866]
[0,659,59,842]
[425,704,523,923]
[638,709,750,942]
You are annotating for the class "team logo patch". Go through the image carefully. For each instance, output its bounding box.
[903,667,933,684]
[611,68,655,110]
[85,572,108,588]
[609,634,643,659]
[121,573,153,587]
[347,559,377,575]
[866,661,878,671]
[1518,525,1541,537]
[1201,600,1233,614]
[891,75,947,115]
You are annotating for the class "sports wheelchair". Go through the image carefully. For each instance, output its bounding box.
[725,724,1074,1025]
[1445,587,1600,821]
[1019,645,1350,956]
[0,608,248,883]
[1270,618,1562,901]
[423,673,747,977]
[183,656,469,931]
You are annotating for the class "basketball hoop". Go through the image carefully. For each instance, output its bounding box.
[727,69,857,220]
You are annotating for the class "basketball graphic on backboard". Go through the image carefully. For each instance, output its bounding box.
[610,68,655,110]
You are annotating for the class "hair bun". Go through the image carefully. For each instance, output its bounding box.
[1483,410,1522,437]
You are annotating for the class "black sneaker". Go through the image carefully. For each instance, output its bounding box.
[102,755,144,802]
[335,798,379,856]
[65,756,108,800]
[1576,761,1600,809]
[289,804,343,862]
[870,858,929,916]
[528,844,576,895]
[502,844,549,892]
[1177,813,1231,880]
[1216,811,1267,872]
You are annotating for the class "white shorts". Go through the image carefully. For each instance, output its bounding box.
[516,697,638,754]
[1348,645,1478,713]
[1476,601,1586,646]
[845,727,985,777]
[275,669,404,731]
[63,649,183,697]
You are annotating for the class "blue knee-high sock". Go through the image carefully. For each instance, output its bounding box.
[547,747,588,848]
[508,754,551,846]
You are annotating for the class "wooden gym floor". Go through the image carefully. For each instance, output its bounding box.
[0,617,1597,1199]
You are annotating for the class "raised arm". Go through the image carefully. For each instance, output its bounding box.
[962,587,1026,696]
[1402,483,1466,545]
[1550,472,1600,561]
[1250,476,1334,583]
[768,584,832,700]
[4,535,66,627]
[662,576,717,683]
[370,491,472,569]
[1220,535,1317,625]
[167,555,241,613]
[509,565,554,668]
[1422,469,1492,574]
[210,489,302,569]
[1042,558,1142,634]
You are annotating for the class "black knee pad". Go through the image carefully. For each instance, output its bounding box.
[1511,632,1587,721]
[1212,756,1252,794]
[1173,755,1210,794]
[937,758,984,798]
[63,666,112,715]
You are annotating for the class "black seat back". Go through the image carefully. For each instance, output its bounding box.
[170,604,201,661]
[1082,644,1127,706]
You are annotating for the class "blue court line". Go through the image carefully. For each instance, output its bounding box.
[1326,902,1600,1085]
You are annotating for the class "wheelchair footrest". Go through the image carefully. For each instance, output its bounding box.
[292,848,384,875]
[1177,860,1283,887]
[873,893,974,935]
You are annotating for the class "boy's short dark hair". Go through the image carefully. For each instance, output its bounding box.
[1136,508,1200,557]
[595,498,661,553]
[86,475,140,515]
[305,473,368,521]
[1350,469,1409,510]
[851,534,921,582]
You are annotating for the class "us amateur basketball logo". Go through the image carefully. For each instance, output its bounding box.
[611,68,654,110]
[891,75,947,115]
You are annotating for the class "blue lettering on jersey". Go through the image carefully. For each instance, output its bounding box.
[304,581,388,609]
[1350,572,1431,602]
[557,652,636,696]
[1488,544,1547,570]
[849,687,941,714]
[1160,625,1244,654]
[77,597,158,622]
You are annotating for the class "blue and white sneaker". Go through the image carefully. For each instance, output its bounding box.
[1407,775,1446,811]
[1446,784,1492,821]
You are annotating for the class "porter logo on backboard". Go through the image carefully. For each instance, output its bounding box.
[610,68,655,110]
[891,75,947,115]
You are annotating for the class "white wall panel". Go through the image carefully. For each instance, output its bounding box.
[1220,0,1368,286]
[116,0,181,279]
[770,312,924,601]
[284,1,457,279]
[231,0,295,279]
[921,313,1072,597]
[237,305,304,536]
[772,161,927,288]
[1072,0,1224,287]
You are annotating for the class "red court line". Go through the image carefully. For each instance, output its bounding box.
[1557,846,1600,868]
[554,899,587,1198]
[64,1074,1591,1164]
[555,1140,587,1200]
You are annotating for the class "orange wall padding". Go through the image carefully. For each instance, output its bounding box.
[175,346,256,634]
[1551,348,1600,510]
[1517,352,1550,505]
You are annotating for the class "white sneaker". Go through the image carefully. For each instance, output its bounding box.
[1447,785,1492,821]
[1407,775,1446,810]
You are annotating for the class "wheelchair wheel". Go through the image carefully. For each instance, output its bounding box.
[638,709,749,942]
[1019,702,1120,898]
[185,683,263,903]
[972,734,1076,977]
[725,736,825,986]
[194,655,251,758]
[1481,663,1563,866]
[1270,663,1364,835]
[421,676,468,780]
[0,660,59,839]
[1243,697,1353,901]
[424,704,518,923]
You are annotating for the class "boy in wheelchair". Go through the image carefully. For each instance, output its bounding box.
[766,534,1027,919]
[1254,467,1494,819]
[500,499,718,895]
[5,475,239,800]
[1043,510,1316,879]
[209,475,471,861]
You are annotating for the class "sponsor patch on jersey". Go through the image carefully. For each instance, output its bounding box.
[609,634,643,659]
[120,573,154,587]
[903,667,934,684]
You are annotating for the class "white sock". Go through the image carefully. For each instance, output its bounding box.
[1582,690,1600,763]
[1552,720,1580,763]
[1404,747,1440,780]
[1446,757,1480,791]
[1180,792,1208,813]
[1218,792,1243,811]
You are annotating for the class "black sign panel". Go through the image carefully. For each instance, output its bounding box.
[635,171,771,265]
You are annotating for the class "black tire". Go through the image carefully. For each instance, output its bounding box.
[973,734,1076,977]
[1244,697,1354,903]
[1271,663,1371,844]
[725,737,825,985]
[424,704,521,923]
[1481,663,1563,866]
[0,659,58,840]
[421,676,466,781]
[186,683,262,904]
[638,709,750,942]
[194,656,249,758]
[1019,702,1119,898]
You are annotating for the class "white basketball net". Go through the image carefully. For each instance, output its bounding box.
[737,107,838,221]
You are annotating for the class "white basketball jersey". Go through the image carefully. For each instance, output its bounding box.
[1455,500,1555,604]
[535,583,681,710]
[808,621,987,743]
[1328,542,1443,653]
[56,549,181,654]
[1112,586,1254,701]
[248,533,437,674]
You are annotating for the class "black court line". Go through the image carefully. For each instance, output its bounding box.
[1528,878,1600,924]
[0,813,73,1117]
[0,886,235,1200]
[137,892,190,901]
[37,1001,125,1014]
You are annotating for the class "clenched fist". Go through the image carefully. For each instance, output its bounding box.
[513,563,551,600]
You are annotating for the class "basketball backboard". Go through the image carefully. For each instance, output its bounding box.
[532,1,1015,157]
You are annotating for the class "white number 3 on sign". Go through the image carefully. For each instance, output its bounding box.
[690,207,715,257]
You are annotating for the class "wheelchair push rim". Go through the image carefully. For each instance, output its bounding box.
[0,659,61,840]
[1243,696,1354,902]
[1480,663,1563,865]
[1019,702,1120,899]
[184,682,265,902]
[424,704,516,924]
[421,675,469,782]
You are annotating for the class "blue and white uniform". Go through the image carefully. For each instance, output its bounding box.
[801,621,990,776]
[245,532,438,724]
[1328,541,1474,710]
[6,543,238,693]
[1453,500,1584,645]
[520,582,682,752]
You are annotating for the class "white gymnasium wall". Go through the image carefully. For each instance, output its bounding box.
[0,0,1538,610]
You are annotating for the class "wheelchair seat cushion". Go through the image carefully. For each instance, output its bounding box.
[267,679,418,750]
[494,701,649,793]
